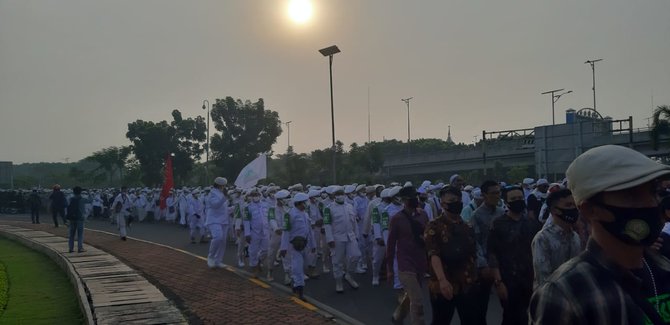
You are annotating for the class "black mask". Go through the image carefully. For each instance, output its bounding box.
[407,198,420,209]
[507,200,526,213]
[595,203,663,247]
[445,201,463,215]
[555,207,579,224]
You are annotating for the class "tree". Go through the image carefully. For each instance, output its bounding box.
[84,146,132,185]
[651,105,670,150]
[210,97,282,180]
[126,110,206,186]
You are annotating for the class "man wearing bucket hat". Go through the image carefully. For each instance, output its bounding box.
[529,145,670,325]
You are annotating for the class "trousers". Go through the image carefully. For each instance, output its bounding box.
[331,240,361,279]
[207,224,229,263]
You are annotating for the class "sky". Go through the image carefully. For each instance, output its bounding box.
[1,0,668,164]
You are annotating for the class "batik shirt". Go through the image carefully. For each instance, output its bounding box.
[531,221,582,288]
[424,214,478,296]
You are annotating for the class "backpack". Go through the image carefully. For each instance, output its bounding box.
[66,197,82,220]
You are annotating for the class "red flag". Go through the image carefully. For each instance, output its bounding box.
[159,154,174,209]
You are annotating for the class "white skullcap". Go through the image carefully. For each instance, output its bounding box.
[523,178,535,185]
[450,174,460,184]
[328,186,344,194]
[292,193,309,204]
[536,179,549,186]
[388,186,402,197]
[464,185,474,191]
[355,184,366,193]
[344,185,356,194]
[472,188,483,199]
[214,177,227,186]
[380,188,391,199]
[421,180,432,188]
[308,189,321,198]
[275,189,291,200]
[567,145,670,204]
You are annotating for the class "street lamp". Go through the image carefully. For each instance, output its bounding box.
[585,59,603,111]
[319,45,340,184]
[202,99,210,182]
[401,97,413,155]
[284,121,292,149]
[541,89,572,125]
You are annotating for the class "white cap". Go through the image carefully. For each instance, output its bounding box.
[421,180,432,188]
[523,178,535,185]
[292,193,309,204]
[355,184,366,193]
[472,188,483,199]
[275,189,291,200]
[536,179,549,186]
[365,185,377,193]
[380,188,391,199]
[344,185,356,194]
[327,186,343,195]
[308,189,321,198]
[388,186,402,197]
[214,177,227,186]
[567,145,670,204]
[464,185,474,191]
[450,174,460,184]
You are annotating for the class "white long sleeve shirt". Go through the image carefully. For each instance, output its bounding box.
[243,201,268,237]
[205,188,228,226]
[280,207,316,252]
[323,201,358,243]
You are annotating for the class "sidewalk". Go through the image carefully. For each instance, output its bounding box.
[0,220,333,325]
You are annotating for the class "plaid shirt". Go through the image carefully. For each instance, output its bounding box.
[529,239,668,325]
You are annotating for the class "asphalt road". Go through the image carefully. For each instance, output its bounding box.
[2,214,503,325]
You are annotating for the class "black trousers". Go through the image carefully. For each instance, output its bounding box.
[431,288,480,325]
[52,208,66,226]
[30,207,40,223]
[501,280,533,325]
[474,279,493,325]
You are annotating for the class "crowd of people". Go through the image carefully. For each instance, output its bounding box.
[12,144,670,325]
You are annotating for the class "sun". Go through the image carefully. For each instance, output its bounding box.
[288,0,313,24]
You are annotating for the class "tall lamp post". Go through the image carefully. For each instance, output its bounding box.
[202,99,210,182]
[541,89,572,125]
[585,59,603,111]
[319,45,340,184]
[284,121,292,149]
[401,97,413,155]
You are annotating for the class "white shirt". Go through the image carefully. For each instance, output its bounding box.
[205,188,229,226]
[323,201,358,243]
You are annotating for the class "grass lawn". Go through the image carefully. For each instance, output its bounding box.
[0,237,83,325]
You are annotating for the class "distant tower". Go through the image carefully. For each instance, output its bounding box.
[446,125,455,145]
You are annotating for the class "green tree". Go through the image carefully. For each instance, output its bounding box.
[210,97,282,180]
[83,146,132,185]
[126,110,206,186]
[651,105,670,150]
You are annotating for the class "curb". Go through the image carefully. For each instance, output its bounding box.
[84,227,365,325]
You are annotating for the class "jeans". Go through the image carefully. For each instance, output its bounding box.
[68,220,84,252]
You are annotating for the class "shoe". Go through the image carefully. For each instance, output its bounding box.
[344,274,359,289]
[322,265,330,273]
[372,276,380,286]
[355,266,367,274]
[78,249,86,253]
[215,262,225,269]
[266,271,274,282]
[294,286,306,301]
[304,273,309,281]
[335,278,344,293]
[238,258,245,268]
[68,249,74,253]
[121,236,127,241]
[307,266,319,279]
[284,274,292,286]
[273,258,280,267]
[207,258,216,269]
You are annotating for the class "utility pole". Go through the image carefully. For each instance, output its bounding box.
[367,86,371,143]
[401,97,413,155]
[284,121,292,149]
[585,59,603,112]
[541,89,572,125]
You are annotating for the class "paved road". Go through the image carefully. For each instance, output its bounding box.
[3,214,503,324]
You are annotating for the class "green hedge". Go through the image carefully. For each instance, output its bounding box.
[0,263,6,317]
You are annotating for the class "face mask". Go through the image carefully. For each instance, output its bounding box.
[252,197,261,203]
[595,203,663,246]
[445,201,464,215]
[507,200,526,213]
[393,197,402,205]
[407,198,420,209]
[335,195,346,204]
[555,207,579,224]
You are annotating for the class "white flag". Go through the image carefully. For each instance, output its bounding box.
[234,154,267,189]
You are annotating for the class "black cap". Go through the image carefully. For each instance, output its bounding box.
[397,186,417,199]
